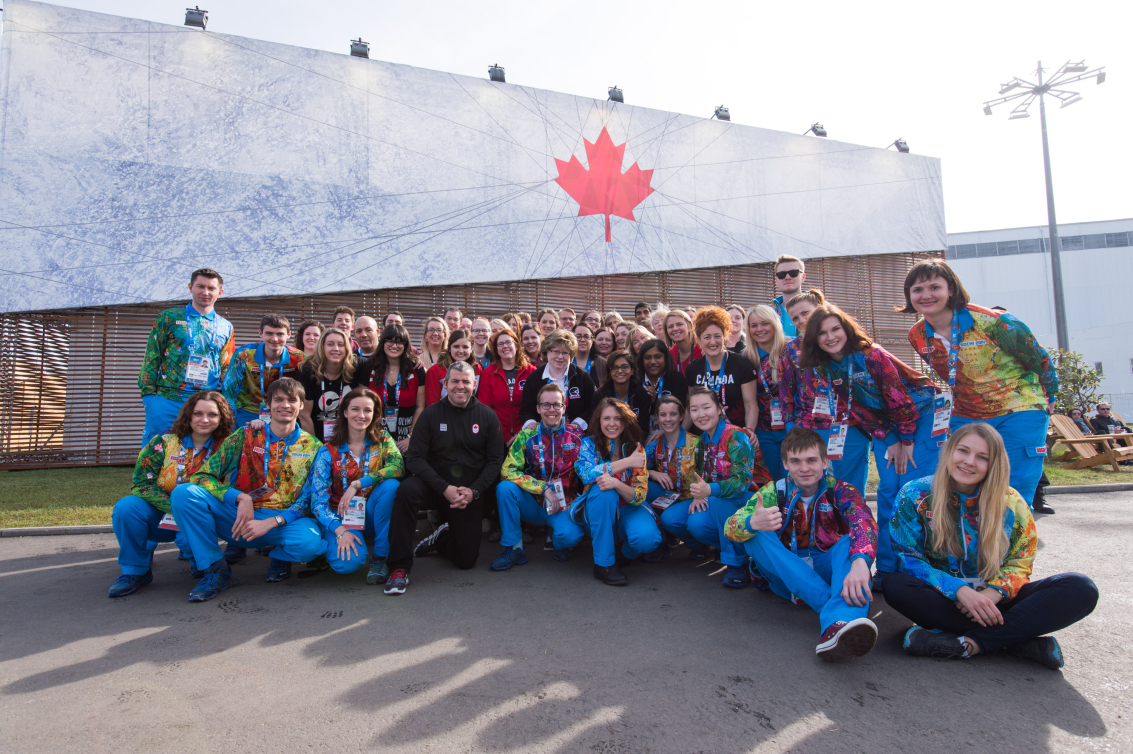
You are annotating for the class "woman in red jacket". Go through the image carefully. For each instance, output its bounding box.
[423,329,482,406]
[479,326,536,446]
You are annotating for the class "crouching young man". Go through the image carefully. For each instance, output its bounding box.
[490,384,587,570]
[171,377,324,602]
[725,427,879,660]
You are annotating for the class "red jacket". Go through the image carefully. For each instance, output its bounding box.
[424,362,483,406]
[478,363,536,441]
[670,343,703,375]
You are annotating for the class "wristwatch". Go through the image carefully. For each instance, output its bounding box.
[472,489,480,500]
[349,479,362,490]
[274,515,285,527]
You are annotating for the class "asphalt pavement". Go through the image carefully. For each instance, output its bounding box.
[0,492,1128,753]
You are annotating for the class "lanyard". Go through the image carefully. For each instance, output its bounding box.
[822,360,854,422]
[262,429,293,490]
[537,425,558,479]
[947,493,978,575]
[699,423,726,482]
[705,353,728,394]
[756,350,773,393]
[387,369,402,407]
[945,310,961,389]
[175,440,212,485]
[784,483,823,555]
[258,350,284,412]
[340,441,372,493]
[661,432,681,489]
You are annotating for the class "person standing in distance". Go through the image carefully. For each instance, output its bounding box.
[634,302,653,331]
[559,308,577,332]
[139,268,235,445]
[332,307,356,335]
[383,362,506,594]
[771,255,807,338]
[444,308,464,332]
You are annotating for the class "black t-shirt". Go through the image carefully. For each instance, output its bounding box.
[685,353,754,428]
[504,368,518,393]
[352,361,427,444]
[296,366,346,443]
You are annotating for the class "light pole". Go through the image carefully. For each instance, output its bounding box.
[982,60,1106,352]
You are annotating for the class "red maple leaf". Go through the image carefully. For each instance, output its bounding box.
[554,127,655,242]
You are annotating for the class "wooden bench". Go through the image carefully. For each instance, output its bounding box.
[1048,414,1133,471]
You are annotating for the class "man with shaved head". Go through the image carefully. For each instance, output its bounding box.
[353,316,380,361]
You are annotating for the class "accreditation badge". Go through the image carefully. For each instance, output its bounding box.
[826,423,847,460]
[343,497,366,530]
[769,399,785,430]
[185,354,211,386]
[158,513,179,531]
[932,390,953,437]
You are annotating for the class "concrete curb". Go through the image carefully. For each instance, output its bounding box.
[3,483,1131,536]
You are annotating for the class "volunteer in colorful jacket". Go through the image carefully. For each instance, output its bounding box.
[138,268,235,445]
[798,303,940,583]
[685,307,757,433]
[884,423,1098,669]
[725,427,879,661]
[644,395,701,561]
[222,313,305,428]
[171,377,324,602]
[478,327,536,445]
[108,391,234,597]
[662,387,771,588]
[902,260,1058,504]
[574,398,659,586]
[744,304,788,481]
[490,384,588,571]
[308,387,405,584]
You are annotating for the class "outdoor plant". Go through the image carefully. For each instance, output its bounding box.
[1050,349,1105,416]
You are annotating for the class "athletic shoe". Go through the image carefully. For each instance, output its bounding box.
[487,528,502,544]
[1007,636,1064,670]
[643,542,672,563]
[552,548,570,562]
[593,564,628,586]
[366,557,389,585]
[522,529,534,545]
[297,555,330,578]
[223,544,246,564]
[902,626,965,660]
[490,547,529,571]
[687,543,710,562]
[188,568,231,602]
[257,546,274,556]
[747,561,770,591]
[543,533,554,552]
[722,565,751,589]
[265,559,292,582]
[384,569,409,595]
[414,523,449,558]
[816,618,878,661]
[108,571,152,598]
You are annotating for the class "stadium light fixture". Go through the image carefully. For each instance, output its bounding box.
[608,86,624,103]
[887,139,910,153]
[350,38,369,58]
[184,6,207,29]
[713,105,730,121]
[803,123,827,137]
[982,59,1107,352]
[488,64,506,83]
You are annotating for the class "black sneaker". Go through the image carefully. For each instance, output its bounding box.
[223,544,247,564]
[902,626,966,660]
[384,568,409,595]
[543,533,554,552]
[414,523,449,557]
[108,571,153,598]
[1007,636,1064,670]
[593,564,628,586]
[265,559,292,582]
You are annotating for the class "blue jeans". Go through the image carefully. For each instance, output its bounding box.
[872,413,940,574]
[743,532,870,634]
[141,394,183,446]
[756,428,788,482]
[814,424,871,494]
[575,489,662,566]
[112,495,177,575]
[495,480,585,551]
[952,410,1049,504]
[659,494,747,566]
[170,483,324,572]
[319,478,401,574]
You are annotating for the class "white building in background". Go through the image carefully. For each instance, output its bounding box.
[946,218,1133,416]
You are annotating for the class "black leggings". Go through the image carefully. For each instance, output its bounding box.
[882,571,1098,654]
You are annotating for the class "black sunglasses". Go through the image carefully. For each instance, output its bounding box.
[775,269,802,280]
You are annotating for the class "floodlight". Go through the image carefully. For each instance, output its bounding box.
[890,139,909,153]
[1097,71,1106,85]
[1065,61,1088,72]
[713,105,730,121]
[350,38,369,58]
[488,64,506,83]
[999,81,1020,94]
[184,6,207,29]
[983,105,993,116]
[608,86,623,103]
[1060,93,1082,108]
[803,123,827,137]
[1008,112,1030,120]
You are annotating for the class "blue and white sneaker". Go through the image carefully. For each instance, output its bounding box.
[414,523,449,558]
[266,559,292,582]
[108,571,153,598]
[188,568,231,602]
[490,547,528,571]
[721,565,751,589]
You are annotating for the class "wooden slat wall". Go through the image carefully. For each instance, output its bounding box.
[0,251,937,468]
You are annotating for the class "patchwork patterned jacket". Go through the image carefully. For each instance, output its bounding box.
[815,345,937,440]
[645,428,701,499]
[889,477,1036,601]
[189,425,321,522]
[696,422,772,498]
[908,304,1058,420]
[222,343,306,414]
[130,433,216,513]
[725,472,877,566]
[138,304,235,401]
[753,349,781,433]
[308,434,404,532]
[574,436,649,506]
[501,423,586,504]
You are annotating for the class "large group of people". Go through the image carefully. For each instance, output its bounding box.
[116,256,1097,667]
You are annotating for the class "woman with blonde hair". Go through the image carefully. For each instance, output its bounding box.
[649,305,670,346]
[884,423,1097,669]
[665,309,701,373]
[744,304,788,480]
[418,316,449,371]
[296,327,356,442]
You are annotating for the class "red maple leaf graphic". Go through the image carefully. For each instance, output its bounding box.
[554,127,655,242]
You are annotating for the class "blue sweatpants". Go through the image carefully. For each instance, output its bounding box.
[495,480,585,551]
[141,394,184,446]
[235,408,262,428]
[756,428,788,482]
[320,478,402,574]
[952,410,1049,505]
[170,483,324,572]
[872,413,940,574]
[659,493,747,567]
[575,488,662,566]
[744,532,869,634]
[814,424,871,494]
[112,495,178,575]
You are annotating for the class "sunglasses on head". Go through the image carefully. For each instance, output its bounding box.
[775,269,802,280]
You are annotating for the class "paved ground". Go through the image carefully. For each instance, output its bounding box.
[0,493,1128,754]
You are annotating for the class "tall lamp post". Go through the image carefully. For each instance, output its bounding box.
[982,60,1106,352]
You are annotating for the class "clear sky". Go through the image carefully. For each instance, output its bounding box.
[3,0,1129,234]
